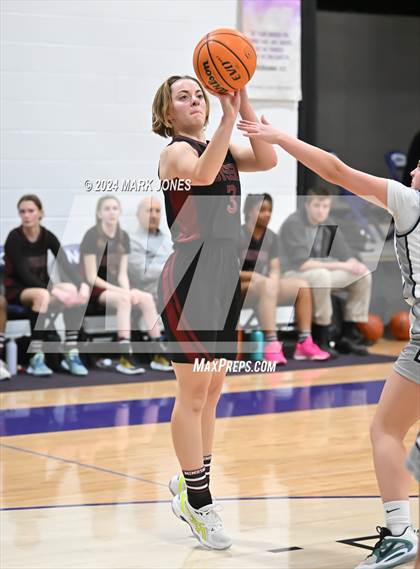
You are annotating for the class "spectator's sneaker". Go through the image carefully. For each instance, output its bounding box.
[169,474,186,497]
[172,490,232,550]
[263,341,287,365]
[27,352,53,376]
[0,359,11,381]
[115,355,145,375]
[150,354,173,372]
[95,358,114,370]
[293,336,331,361]
[61,349,88,376]
[355,525,418,569]
[336,336,368,356]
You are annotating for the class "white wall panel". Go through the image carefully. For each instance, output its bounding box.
[1,0,299,249]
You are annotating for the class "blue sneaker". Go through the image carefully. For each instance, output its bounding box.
[61,349,88,376]
[27,352,53,376]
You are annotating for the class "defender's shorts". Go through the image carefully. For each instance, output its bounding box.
[393,340,420,384]
[406,432,420,482]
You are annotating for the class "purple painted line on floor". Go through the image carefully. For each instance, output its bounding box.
[0,379,386,437]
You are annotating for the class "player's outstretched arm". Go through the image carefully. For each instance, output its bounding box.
[238,116,388,208]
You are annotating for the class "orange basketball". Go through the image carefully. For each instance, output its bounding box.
[356,314,384,343]
[389,311,411,340]
[193,28,257,95]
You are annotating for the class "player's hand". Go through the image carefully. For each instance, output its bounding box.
[216,90,241,121]
[237,115,280,144]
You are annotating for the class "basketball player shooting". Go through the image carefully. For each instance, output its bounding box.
[238,116,420,569]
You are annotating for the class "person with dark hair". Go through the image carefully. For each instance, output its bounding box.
[0,295,11,380]
[240,193,330,363]
[4,194,90,376]
[153,75,277,549]
[277,186,371,356]
[237,115,419,569]
[80,196,168,374]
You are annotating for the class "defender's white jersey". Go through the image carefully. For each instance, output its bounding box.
[387,180,420,340]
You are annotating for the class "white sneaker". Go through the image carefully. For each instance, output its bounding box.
[355,525,418,568]
[169,474,186,497]
[0,359,11,381]
[172,490,232,550]
[150,354,173,372]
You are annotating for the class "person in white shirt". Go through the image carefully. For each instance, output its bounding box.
[128,196,172,303]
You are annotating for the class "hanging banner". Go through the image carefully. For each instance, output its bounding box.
[241,0,301,101]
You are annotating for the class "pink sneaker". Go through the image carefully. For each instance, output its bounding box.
[293,336,330,361]
[264,341,287,365]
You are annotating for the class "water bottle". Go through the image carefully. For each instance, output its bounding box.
[6,337,18,376]
[250,330,264,361]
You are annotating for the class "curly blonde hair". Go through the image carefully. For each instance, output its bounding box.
[152,75,209,138]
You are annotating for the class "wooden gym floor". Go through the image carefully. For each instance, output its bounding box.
[0,339,418,569]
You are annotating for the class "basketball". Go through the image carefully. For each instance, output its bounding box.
[356,314,384,343]
[193,28,257,95]
[389,310,411,340]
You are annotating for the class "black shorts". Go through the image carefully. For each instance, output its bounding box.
[158,239,241,364]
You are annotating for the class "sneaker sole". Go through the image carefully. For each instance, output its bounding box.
[115,366,145,375]
[293,354,330,361]
[26,367,52,376]
[357,550,416,569]
[171,496,231,550]
[60,361,88,376]
[150,362,173,372]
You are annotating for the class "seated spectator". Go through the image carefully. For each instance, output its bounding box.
[80,196,171,374]
[279,187,372,355]
[240,193,330,364]
[4,194,90,376]
[128,196,172,303]
[0,294,11,380]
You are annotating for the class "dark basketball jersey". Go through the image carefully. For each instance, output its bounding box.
[4,226,81,302]
[161,136,241,244]
[240,225,279,276]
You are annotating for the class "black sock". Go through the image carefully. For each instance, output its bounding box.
[30,312,47,354]
[65,330,78,351]
[297,330,311,343]
[0,333,5,358]
[264,332,277,343]
[203,455,212,486]
[343,321,357,336]
[182,466,212,510]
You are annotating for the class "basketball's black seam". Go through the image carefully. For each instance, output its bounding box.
[210,31,257,58]
[205,39,237,91]
[195,40,210,90]
[209,39,252,82]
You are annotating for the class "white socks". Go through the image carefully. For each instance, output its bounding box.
[384,500,411,535]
